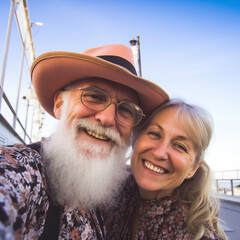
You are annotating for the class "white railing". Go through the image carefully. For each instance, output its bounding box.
[213,170,240,197]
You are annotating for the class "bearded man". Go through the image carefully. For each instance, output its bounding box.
[0,44,168,239]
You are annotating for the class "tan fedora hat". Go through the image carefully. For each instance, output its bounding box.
[31,44,169,117]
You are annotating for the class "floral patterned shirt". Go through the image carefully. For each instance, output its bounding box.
[104,175,224,240]
[0,143,105,240]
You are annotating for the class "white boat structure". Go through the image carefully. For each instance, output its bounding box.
[0,0,44,145]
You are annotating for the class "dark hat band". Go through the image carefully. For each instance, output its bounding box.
[98,55,137,76]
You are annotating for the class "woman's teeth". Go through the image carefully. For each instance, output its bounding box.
[86,130,109,141]
[144,161,166,174]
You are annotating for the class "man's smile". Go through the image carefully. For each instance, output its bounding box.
[74,119,123,146]
[85,129,110,141]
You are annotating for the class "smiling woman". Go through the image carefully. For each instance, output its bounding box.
[104,99,228,240]
[131,104,202,201]
[130,99,227,239]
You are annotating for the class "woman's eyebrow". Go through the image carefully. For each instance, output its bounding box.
[150,123,192,141]
[174,135,193,144]
[148,123,163,131]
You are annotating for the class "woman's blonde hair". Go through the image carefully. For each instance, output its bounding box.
[133,99,227,240]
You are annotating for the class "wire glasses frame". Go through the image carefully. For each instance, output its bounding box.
[73,86,145,126]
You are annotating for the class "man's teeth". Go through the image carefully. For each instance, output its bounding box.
[144,161,166,174]
[86,130,109,141]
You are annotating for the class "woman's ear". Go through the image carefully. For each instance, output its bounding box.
[186,161,203,179]
[53,91,65,120]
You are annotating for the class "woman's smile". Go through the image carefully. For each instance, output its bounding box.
[142,159,169,174]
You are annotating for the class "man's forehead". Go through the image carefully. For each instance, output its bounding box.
[71,78,139,103]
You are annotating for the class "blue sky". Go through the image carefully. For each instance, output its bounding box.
[0,0,240,171]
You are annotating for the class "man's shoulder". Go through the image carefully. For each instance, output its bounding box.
[0,141,47,190]
[0,141,43,168]
[1,142,26,151]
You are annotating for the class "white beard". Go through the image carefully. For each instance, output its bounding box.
[42,112,129,209]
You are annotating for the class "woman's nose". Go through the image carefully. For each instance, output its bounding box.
[152,141,169,160]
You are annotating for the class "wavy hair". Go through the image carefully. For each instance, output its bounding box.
[133,99,227,240]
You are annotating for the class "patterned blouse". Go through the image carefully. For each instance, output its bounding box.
[0,143,225,240]
[104,175,225,240]
[0,143,105,240]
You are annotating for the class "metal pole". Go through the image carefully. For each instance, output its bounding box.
[0,0,16,113]
[137,35,142,77]
[216,180,219,193]
[24,99,29,141]
[30,106,35,142]
[13,44,25,129]
[231,180,234,196]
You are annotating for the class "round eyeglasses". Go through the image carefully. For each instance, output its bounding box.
[73,86,145,126]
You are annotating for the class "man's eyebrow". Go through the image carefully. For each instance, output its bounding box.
[87,85,106,91]
[86,84,137,103]
[115,93,137,103]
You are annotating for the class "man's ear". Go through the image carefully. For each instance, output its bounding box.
[53,91,65,120]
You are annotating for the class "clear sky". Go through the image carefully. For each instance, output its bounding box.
[0,0,240,172]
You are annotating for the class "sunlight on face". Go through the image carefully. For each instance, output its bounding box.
[43,101,129,208]
[131,107,200,200]
[54,78,139,148]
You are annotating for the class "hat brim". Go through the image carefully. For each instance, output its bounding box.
[31,51,169,117]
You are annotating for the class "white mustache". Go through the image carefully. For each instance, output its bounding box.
[73,118,124,147]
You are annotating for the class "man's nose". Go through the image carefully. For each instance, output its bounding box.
[152,141,169,160]
[94,103,116,127]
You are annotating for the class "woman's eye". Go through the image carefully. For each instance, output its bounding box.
[174,143,188,153]
[148,131,160,138]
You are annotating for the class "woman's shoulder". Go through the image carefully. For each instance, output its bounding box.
[202,223,225,240]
